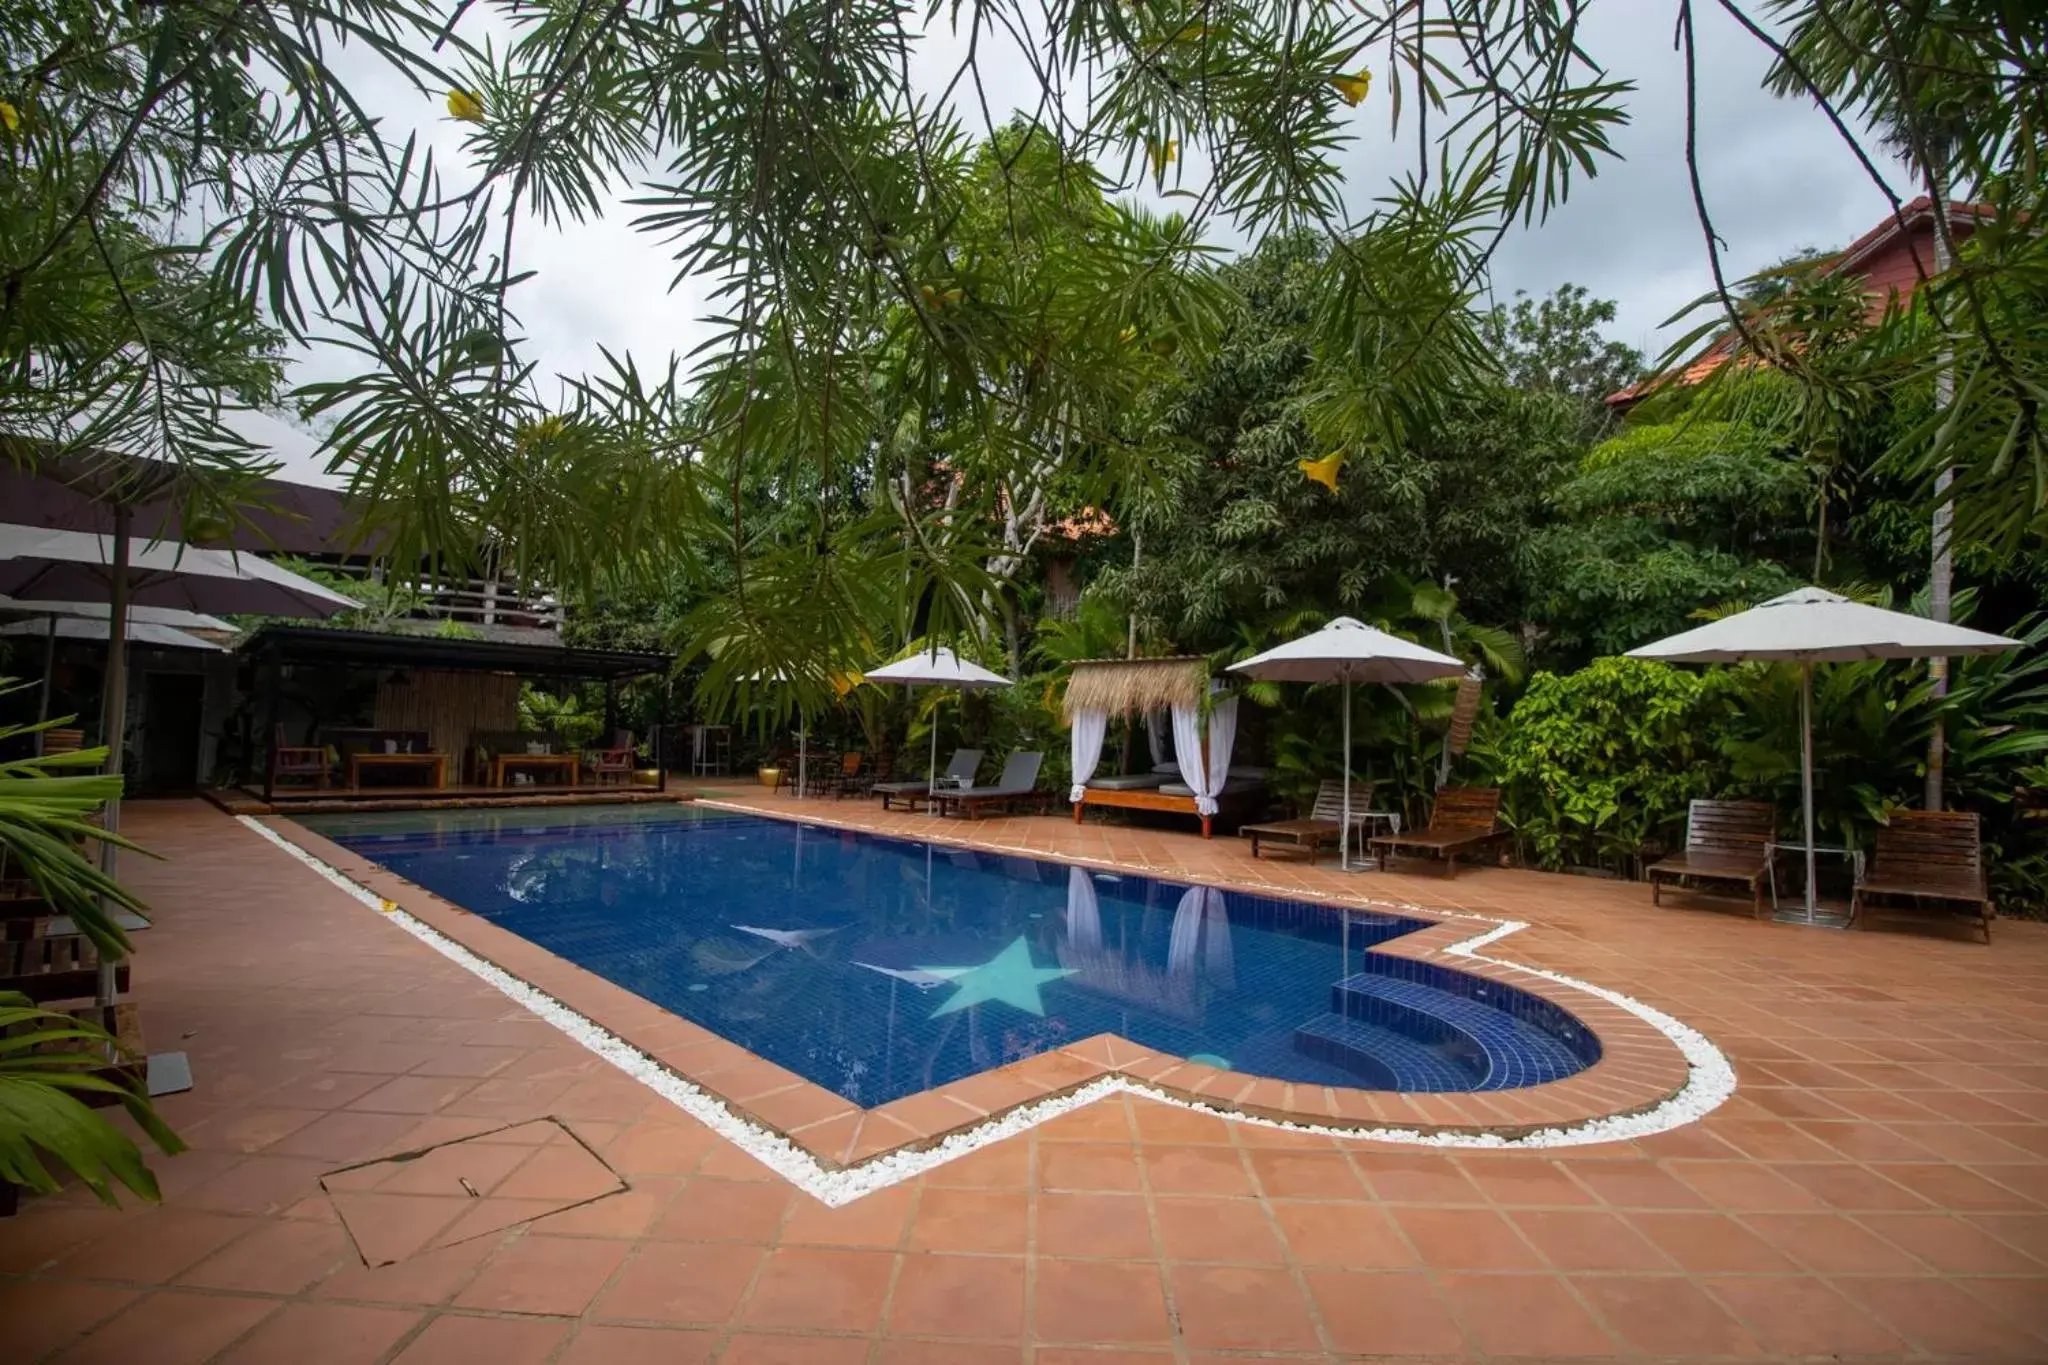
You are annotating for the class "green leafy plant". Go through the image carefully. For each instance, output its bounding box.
[518,685,605,748]
[1478,658,1739,874]
[1,992,185,1205]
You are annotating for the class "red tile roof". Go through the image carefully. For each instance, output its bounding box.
[1605,198,1992,408]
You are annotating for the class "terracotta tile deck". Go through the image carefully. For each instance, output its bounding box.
[4,797,2046,1362]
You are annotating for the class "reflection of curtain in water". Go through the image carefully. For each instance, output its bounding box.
[1061,867,1215,1020]
[1168,885,1236,990]
[1065,866,1103,951]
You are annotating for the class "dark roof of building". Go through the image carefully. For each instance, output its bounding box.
[239,625,669,680]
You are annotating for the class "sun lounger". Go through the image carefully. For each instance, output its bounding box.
[1367,786,1505,878]
[1853,809,1994,942]
[1243,780,1367,861]
[875,749,983,811]
[932,752,1049,819]
[1647,799,1776,915]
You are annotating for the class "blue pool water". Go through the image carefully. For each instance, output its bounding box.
[305,805,1598,1107]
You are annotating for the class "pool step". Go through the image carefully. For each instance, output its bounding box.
[1292,1011,1476,1092]
[1321,972,1588,1091]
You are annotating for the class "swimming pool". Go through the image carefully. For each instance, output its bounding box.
[304,805,1598,1108]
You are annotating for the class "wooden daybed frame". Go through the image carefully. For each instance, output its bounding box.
[1072,781,1265,840]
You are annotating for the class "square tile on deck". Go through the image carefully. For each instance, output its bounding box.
[320,1118,625,1265]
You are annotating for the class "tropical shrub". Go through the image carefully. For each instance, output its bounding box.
[1478,658,1740,874]
[0,699,182,1205]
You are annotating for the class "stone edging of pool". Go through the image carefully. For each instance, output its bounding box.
[247,811,1733,1204]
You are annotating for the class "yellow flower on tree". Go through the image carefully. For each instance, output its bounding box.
[1118,325,1138,344]
[0,101,19,133]
[1331,70,1372,107]
[1146,138,1179,174]
[1299,452,1342,493]
[446,89,486,123]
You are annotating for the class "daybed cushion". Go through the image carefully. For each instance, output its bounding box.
[1159,776,1265,798]
[1088,773,1169,791]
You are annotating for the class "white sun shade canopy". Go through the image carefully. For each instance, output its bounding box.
[0,617,228,652]
[864,645,1013,689]
[1627,588,2020,664]
[0,594,234,633]
[0,524,358,618]
[1227,616,1466,684]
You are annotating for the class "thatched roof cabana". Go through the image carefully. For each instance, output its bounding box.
[1062,656,1210,720]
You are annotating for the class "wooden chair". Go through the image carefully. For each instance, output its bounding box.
[1853,810,1995,942]
[1366,786,1505,878]
[585,730,638,786]
[1242,780,1366,861]
[1647,800,1776,915]
[816,750,865,798]
[269,724,330,789]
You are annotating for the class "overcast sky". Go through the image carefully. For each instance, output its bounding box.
[264,2,1914,485]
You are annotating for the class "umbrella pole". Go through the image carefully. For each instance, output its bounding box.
[96,505,133,1008]
[929,696,940,793]
[1800,660,1818,924]
[35,614,56,739]
[798,716,807,799]
[1341,675,1352,872]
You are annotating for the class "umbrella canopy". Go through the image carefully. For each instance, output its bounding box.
[1627,587,2019,663]
[0,520,356,1003]
[0,594,234,633]
[864,646,1013,791]
[1628,587,2022,924]
[0,524,359,616]
[865,646,1013,689]
[0,617,228,651]
[1230,618,1465,870]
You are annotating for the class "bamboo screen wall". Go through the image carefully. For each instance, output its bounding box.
[373,669,522,759]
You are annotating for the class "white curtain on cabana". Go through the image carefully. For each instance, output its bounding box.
[1169,693,1238,817]
[1147,709,1173,768]
[1069,708,1109,803]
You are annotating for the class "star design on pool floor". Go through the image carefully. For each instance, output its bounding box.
[918,936,1076,1018]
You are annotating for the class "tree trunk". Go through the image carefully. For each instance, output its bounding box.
[1927,182,1956,810]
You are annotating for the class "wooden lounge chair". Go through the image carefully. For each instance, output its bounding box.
[933,752,1048,819]
[1367,786,1505,878]
[1243,780,1364,861]
[1853,810,1995,942]
[0,932,130,1004]
[1647,799,1776,915]
[814,750,865,798]
[875,749,982,811]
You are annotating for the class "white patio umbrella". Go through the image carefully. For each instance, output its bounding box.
[0,617,229,651]
[0,522,357,1001]
[0,595,235,724]
[863,645,1013,791]
[1229,617,1466,870]
[1628,587,2020,924]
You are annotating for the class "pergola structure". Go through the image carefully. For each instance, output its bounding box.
[1064,656,1258,838]
[242,625,672,805]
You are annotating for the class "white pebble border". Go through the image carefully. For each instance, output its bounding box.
[240,813,1735,1205]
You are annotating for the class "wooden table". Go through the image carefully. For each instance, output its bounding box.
[493,753,580,787]
[346,752,448,789]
